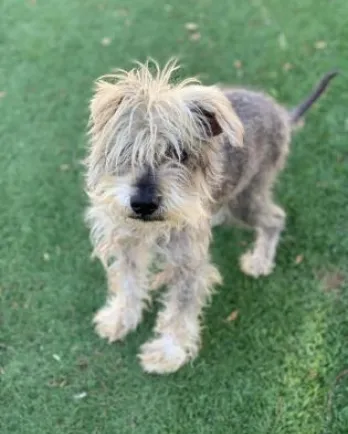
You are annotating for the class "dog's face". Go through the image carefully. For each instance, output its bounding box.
[86,60,243,229]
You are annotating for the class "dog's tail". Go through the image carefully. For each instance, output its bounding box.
[290,70,339,124]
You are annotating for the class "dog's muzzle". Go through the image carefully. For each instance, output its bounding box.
[130,187,161,220]
[129,168,163,221]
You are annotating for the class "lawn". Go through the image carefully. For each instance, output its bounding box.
[1,0,348,433]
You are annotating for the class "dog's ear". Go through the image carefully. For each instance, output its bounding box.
[86,80,124,190]
[183,86,244,146]
[191,107,223,137]
[89,80,123,134]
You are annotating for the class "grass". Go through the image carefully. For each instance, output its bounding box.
[0,0,348,433]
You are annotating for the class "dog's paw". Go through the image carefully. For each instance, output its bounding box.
[93,301,140,343]
[138,335,190,374]
[240,250,274,278]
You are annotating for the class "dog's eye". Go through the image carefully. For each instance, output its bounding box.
[166,146,189,163]
[179,149,188,163]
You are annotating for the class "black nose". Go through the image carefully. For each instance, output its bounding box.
[130,193,160,217]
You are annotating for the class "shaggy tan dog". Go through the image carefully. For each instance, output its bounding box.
[84,60,337,374]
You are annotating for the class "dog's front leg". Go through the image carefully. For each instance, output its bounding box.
[93,242,151,343]
[139,229,221,374]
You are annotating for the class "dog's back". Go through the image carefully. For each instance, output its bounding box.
[215,88,290,202]
[217,69,337,203]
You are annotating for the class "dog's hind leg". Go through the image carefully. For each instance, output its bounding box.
[231,185,285,278]
[239,204,285,277]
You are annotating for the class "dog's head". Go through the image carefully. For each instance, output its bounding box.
[85,60,243,229]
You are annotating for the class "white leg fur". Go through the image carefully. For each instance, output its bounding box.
[240,205,285,277]
[150,267,172,292]
[140,263,221,374]
[139,229,221,374]
[94,244,151,342]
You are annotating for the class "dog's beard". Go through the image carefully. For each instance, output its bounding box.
[88,171,209,230]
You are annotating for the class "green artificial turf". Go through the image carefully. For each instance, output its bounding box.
[1,0,348,433]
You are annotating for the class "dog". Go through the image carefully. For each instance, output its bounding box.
[84,60,337,374]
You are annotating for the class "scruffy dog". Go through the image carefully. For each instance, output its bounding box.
[84,60,336,374]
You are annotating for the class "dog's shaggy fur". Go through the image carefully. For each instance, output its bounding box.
[84,60,336,374]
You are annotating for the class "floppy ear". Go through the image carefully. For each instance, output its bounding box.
[191,107,223,137]
[89,80,123,134]
[86,80,124,190]
[183,85,244,146]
